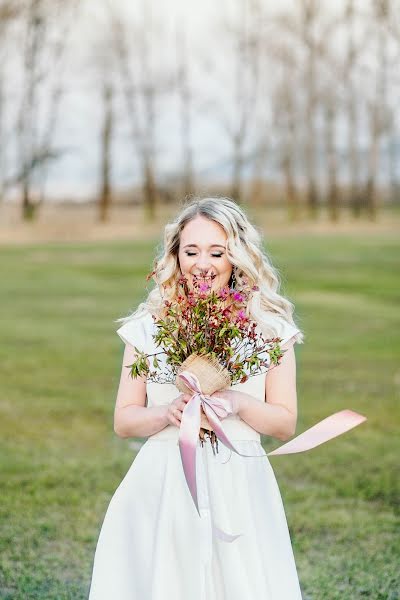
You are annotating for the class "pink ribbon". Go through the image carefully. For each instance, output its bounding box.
[178,370,367,543]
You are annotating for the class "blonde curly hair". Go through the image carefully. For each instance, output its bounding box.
[116,197,304,344]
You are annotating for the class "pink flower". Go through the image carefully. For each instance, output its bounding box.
[199,282,211,293]
[232,291,243,302]
[218,286,230,300]
[237,309,248,321]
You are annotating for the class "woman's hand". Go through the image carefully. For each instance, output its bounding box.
[210,389,245,417]
[166,393,192,427]
[166,389,246,429]
[166,393,222,430]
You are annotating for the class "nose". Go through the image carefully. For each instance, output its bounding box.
[193,258,212,273]
[195,264,214,276]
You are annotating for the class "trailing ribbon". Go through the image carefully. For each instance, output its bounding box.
[178,370,367,543]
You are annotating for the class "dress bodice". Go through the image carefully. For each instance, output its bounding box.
[116,310,301,442]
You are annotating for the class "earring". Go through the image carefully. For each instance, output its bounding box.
[230,267,237,289]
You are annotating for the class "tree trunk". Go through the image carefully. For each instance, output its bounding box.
[177,28,194,199]
[22,177,36,221]
[365,0,389,221]
[282,154,299,222]
[231,135,243,202]
[143,161,157,222]
[303,0,318,219]
[325,102,339,221]
[99,82,113,223]
[348,99,362,217]
[346,0,362,218]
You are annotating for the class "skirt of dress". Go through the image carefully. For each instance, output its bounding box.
[87,436,303,600]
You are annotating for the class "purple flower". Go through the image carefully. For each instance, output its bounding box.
[232,291,243,302]
[237,309,247,321]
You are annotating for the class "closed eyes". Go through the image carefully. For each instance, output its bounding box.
[185,252,223,258]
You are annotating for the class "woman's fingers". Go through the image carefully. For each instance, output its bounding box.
[171,408,181,427]
[167,398,183,427]
[177,394,191,412]
[179,399,189,411]
[166,393,193,427]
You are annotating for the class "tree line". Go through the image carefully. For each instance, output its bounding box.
[0,0,399,222]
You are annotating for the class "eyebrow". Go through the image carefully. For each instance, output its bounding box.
[183,244,226,249]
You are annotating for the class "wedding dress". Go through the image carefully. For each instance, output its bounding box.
[88,311,304,599]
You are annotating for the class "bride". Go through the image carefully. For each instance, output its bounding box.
[88,197,305,599]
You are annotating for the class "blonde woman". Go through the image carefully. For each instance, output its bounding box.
[88,197,305,599]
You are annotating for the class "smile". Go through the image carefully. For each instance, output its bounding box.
[192,273,217,281]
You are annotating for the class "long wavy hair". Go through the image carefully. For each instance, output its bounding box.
[116,197,304,343]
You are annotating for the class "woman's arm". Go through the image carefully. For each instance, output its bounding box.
[114,345,169,438]
[214,341,298,441]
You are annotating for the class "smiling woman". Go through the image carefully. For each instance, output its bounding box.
[87,196,305,600]
[179,216,234,292]
[130,197,304,344]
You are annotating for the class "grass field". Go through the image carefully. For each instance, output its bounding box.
[0,231,399,599]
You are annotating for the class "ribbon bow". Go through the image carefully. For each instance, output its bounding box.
[178,370,367,542]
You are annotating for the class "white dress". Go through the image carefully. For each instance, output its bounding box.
[88,312,304,600]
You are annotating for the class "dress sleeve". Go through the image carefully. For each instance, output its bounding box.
[116,315,148,353]
[274,316,302,348]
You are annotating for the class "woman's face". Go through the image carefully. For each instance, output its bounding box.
[178,215,233,292]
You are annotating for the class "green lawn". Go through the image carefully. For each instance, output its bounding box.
[0,233,399,599]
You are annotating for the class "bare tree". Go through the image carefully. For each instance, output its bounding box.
[110,1,173,221]
[176,26,194,199]
[268,1,324,217]
[87,21,117,224]
[387,0,400,204]
[273,59,300,222]
[365,0,391,220]
[324,96,339,221]
[300,0,320,219]
[207,0,262,203]
[230,1,262,202]
[344,0,363,217]
[36,3,78,210]
[316,9,349,222]
[0,2,22,201]
[16,0,78,220]
[17,0,46,220]
[98,78,114,223]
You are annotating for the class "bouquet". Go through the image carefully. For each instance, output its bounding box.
[126,273,287,450]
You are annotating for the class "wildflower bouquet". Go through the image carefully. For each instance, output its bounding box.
[126,274,286,446]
